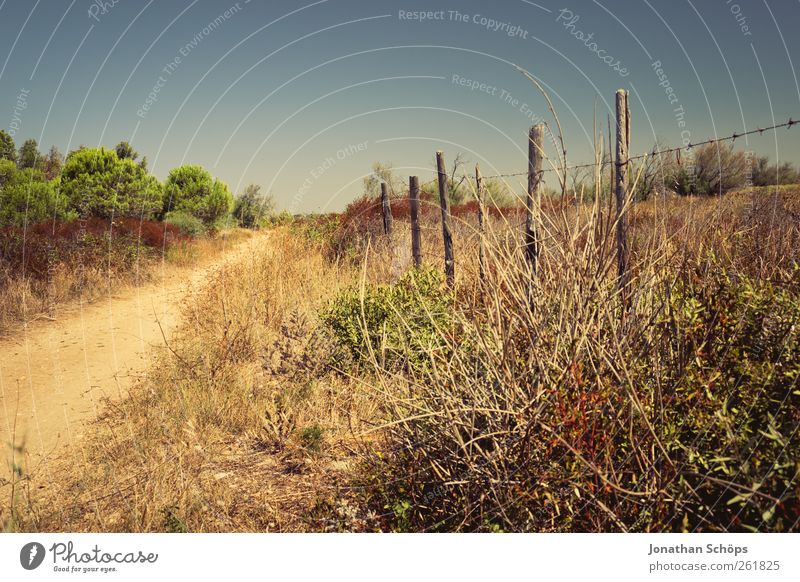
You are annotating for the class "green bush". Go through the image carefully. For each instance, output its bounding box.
[0,159,17,186]
[0,168,72,226]
[320,266,453,371]
[300,423,325,452]
[365,264,800,532]
[264,209,293,228]
[164,210,207,237]
[0,130,15,162]
[233,184,274,228]
[658,273,800,531]
[162,165,233,227]
[60,147,162,218]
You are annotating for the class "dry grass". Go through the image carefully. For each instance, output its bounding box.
[2,230,380,532]
[4,186,799,532]
[0,222,250,334]
[339,186,800,532]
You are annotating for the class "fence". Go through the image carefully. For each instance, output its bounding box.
[369,88,796,292]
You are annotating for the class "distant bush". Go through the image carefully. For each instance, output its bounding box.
[0,130,16,162]
[752,156,799,187]
[264,209,294,228]
[164,210,207,237]
[233,184,274,228]
[162,165,233,227]
[17,138,41,170]
[673,143,748,196]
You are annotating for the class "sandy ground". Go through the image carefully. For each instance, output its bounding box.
[0,233,263,472]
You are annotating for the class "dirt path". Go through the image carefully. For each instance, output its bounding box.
[0,233,264,470]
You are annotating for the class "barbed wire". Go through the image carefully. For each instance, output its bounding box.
[468,117,798,180]
[372,118,796,196]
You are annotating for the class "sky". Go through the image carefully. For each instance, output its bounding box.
[1,0,799,212]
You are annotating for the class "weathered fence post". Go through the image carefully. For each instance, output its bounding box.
[614,89,630,294]
[436,150,455,287]
[475,163,485,281]
[526,124,544,281]
[409,176,422,268]
[380,182,393,237]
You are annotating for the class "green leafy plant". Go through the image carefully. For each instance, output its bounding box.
[300,423,325,453]
[160,505,188,533]
[320,266,453,371]
[164,210,207,237]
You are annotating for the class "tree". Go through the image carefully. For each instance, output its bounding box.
[0,130,15,162]
[482,177,520,207]
[752,155,798,186]
[362,162,403,198]
[162,165,233,226]
[0,159,16,187]
[60,147,162,218]
[0,168,71,226]
[114,140,138,161]
[233,184,275,228]
[444,153,468,206]
[17,138,41,169]
[41,145,64,181]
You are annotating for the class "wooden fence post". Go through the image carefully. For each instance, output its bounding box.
[409,176,422,268]
[436,151,455,286]
[526,125,544,280]
[614,89,630,294]
[380,182,393,237]
[475,163,485,281]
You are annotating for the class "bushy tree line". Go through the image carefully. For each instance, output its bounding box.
[631,143,800,199]
[0,131,278,230]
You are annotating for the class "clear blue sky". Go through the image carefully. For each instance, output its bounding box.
[1,0,798,211]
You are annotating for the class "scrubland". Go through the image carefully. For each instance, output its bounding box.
[3,185,799,533]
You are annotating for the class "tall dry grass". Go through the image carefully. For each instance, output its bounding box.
[334,186,800,532]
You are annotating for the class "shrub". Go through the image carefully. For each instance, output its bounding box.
[264,209,293,228]
[0,159,17,186]
[363,249,800,532]
[0,217,184,282]
[233,184,274,228]
[60,147,162,218]
[320,266,453,372]
[17,138,40,169]
[162,165,233,226]
[164,210,207,237]
[300,423,325,452]
[657,273,800,532]
[674,143,748,196]
[752,156,799,186]
[0,168,71,226]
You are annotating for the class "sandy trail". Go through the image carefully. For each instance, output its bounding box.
[0,233,263,471]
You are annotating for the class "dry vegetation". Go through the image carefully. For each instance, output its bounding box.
[3,184,799,533]
[0,218,249,333]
